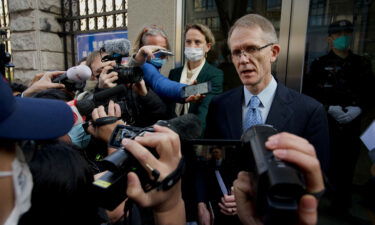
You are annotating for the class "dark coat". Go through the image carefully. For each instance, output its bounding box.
[205,82,330,172]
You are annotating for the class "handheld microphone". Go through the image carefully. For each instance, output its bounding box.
[52,65,92,92]
[76,85,127,117]
[102,38,131,57]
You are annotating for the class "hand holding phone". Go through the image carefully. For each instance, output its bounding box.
[153,49,174,59]
[182,81,212,98]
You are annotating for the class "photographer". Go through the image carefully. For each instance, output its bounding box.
[233,132,324,225]
[85,50,167,127]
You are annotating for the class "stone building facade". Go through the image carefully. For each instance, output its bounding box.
[10,0,64,83]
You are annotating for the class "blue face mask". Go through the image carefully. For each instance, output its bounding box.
[68,124,91,149]
[333,35,352,50]
[149,57,166,69]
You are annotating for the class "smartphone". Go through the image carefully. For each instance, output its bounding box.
[153,49,174,58]
[182,81,212,98]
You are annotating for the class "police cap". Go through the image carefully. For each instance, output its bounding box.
[328,20,353,35]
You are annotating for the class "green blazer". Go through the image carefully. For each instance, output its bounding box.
[168,61,224,134]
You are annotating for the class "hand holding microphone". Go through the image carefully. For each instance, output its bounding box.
[52,64,92,92]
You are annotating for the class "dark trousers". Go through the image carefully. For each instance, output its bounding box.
[328,116,361,209]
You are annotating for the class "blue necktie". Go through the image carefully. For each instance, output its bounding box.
[244,96,263,131]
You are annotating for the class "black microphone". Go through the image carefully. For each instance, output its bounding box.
[76,85,127,117]
[156,114,202,140]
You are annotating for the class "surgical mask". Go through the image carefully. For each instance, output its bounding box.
[68,123,91,149]
[333,35,352,50]
[184,47,205,62]
[149,57,166,69]
[1,146,33,225]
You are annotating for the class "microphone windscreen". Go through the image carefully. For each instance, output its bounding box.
[66,65,92,82]
[165,114,202,140]
[103,38,131,56]
[93,85,127,102]
[76,99,96,117]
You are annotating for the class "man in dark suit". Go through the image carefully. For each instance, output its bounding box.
[201,14,330,224]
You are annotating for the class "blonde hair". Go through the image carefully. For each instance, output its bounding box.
[185,23,215,47]
[132,25,170,53]
[227,14,278,47]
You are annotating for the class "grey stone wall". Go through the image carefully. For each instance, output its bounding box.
[9,0,64,83]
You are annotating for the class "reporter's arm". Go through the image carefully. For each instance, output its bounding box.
[22,71,65,97]
[141,62,186,101]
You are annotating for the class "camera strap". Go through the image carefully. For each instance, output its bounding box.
[92,116,121,127]
[151,157,185,192]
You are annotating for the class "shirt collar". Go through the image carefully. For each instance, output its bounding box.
[243,76,277,108]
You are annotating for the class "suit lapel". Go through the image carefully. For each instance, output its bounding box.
[224,87,243,139]
[266,84,294,131]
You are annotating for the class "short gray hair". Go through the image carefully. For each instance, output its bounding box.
[227,14,278,47]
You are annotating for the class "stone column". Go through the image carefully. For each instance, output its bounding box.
[9,0,64,83]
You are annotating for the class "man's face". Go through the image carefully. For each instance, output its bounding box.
[90,53,108,79]
[328,31,353,50]
[229,26,279,93]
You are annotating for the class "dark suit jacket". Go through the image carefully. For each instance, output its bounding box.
[205,82,330,172]
[168,62,224,134]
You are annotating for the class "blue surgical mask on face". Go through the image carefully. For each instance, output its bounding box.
[333,35,352,50]
[149,57,166,69]
[68,124,91,149]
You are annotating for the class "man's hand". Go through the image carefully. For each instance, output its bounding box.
[233,132,324,225]
[131,79,148,96]
[135,45,167,64]
[124,125,186,225]
[87,100,124,144]
[22,71,66,97]
[197,202,212,225]
[218,193,237,216]
[98,61,118,88]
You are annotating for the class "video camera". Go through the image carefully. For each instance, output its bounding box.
[188,125,306,225]
[92,114,201,210]
[101,52,143,84]
[0,29,14,78]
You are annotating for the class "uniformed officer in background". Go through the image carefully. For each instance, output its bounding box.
[303,19,375,216]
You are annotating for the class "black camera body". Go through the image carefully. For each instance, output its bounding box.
[92,124,159,210]
[239,125,306,224]
[102,53,143,84]
[108,65,143,84]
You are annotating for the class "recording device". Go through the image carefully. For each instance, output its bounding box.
[188,125,305,225]
[75,85,127,118]
[52,65,91,92]
[92,114,201,210]
[153,49,174,58]
[0,29,14,77]
[181,81,212,98]
[101,38,143,84]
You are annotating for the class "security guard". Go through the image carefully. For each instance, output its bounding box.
[303,20,375,214]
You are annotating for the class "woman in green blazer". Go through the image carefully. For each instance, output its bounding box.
[169,23,224,134]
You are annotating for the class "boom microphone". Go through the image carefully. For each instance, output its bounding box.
[66,64,92,82]
[102,38,131,56]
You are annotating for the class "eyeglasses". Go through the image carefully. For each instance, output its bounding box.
[231,43,274,60]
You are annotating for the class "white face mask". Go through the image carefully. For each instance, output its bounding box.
[184,47,205,62]
[0,146,33,225]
